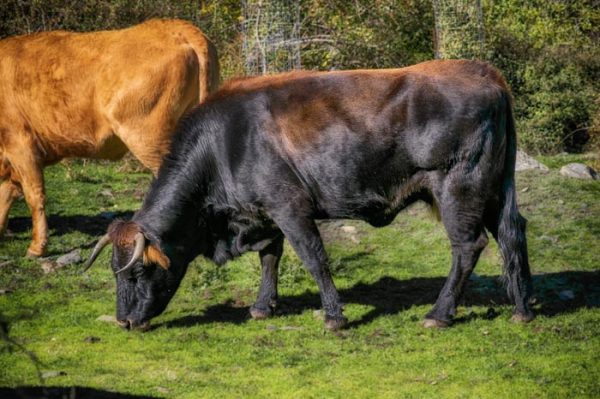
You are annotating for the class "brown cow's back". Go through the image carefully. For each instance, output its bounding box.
[0,19,216,165]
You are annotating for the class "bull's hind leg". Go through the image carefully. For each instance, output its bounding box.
[250,236,284,320]
[424,187,489,327]
[0,180,21,238]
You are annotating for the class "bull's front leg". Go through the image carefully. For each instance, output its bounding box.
[271,212,347,330]
[250,236,284,320]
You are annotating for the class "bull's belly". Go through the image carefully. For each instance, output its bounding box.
[314,179,432,227]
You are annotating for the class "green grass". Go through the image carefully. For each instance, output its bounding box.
[1,157,599,398]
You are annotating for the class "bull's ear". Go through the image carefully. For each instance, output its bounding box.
[143,243,170,270]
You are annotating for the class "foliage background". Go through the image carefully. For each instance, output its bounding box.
[0,0,598,153]
[1,2,599,397]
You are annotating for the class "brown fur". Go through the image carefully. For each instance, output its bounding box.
[144,245,170,270]
[108,220,142,246]
[0,19,220,256]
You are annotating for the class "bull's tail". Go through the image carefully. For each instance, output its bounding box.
[496,94,534,320]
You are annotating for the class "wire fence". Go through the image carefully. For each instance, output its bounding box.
[241,0,302,75]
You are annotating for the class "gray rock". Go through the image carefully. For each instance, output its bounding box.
[56,249,82,267]
[515,150,549,172]
[41,370,67,379]
[559,163,599,180]
[40,260,57,274]
[100,189,115,198]
[0,260,14,268]
[280,325,303,331]
[340,225,357,234]
[340,225,360,243]
[96,315,117,323]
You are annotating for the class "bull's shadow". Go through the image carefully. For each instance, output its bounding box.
[159,270,600,330]
[0,386,160,399]
[7,212,134,238]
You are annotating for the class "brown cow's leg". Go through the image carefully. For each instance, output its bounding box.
[10,154,48,257]
[0,180,22,237]
[250,236,284,320]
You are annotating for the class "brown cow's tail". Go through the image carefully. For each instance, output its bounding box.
[173,20,220,103]
[196,37,220,102]
[182,24,220,103]
[496,93,533,316]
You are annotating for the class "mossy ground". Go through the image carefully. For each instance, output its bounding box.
[0,155,598,398]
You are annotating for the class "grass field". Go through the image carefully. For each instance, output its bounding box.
[0,154,598,398]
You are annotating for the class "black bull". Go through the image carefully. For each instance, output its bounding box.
[85,59,534,331]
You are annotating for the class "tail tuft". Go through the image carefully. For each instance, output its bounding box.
[496,93,533,314]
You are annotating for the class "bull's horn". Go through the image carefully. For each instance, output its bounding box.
[83,234,111,272]
[114,233,145,275]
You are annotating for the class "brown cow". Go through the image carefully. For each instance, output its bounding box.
[0,19,219,257]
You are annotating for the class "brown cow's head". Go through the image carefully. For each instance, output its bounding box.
[85,220,182,331]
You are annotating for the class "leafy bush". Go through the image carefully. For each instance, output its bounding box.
[484,0,599,153]
[1,0,598,154]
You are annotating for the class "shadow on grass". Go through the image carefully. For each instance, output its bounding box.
[7,212,134,238]
[158,270,600,330]
[0,386,160,399]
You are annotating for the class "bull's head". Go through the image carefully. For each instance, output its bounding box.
[84,220,182,331]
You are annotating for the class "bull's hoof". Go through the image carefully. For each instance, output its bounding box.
[511,312,535,324]
[249,305,273,320]
[134,321,151,332]
[324,316,348,331]
[119,319,151,332]
[423,318,450,329]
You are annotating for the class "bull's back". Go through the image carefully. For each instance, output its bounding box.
[254,60,507,169]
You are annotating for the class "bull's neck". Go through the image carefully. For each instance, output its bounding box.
[132,132,217,244]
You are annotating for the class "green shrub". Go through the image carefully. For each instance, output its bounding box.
[1,0,598,154]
